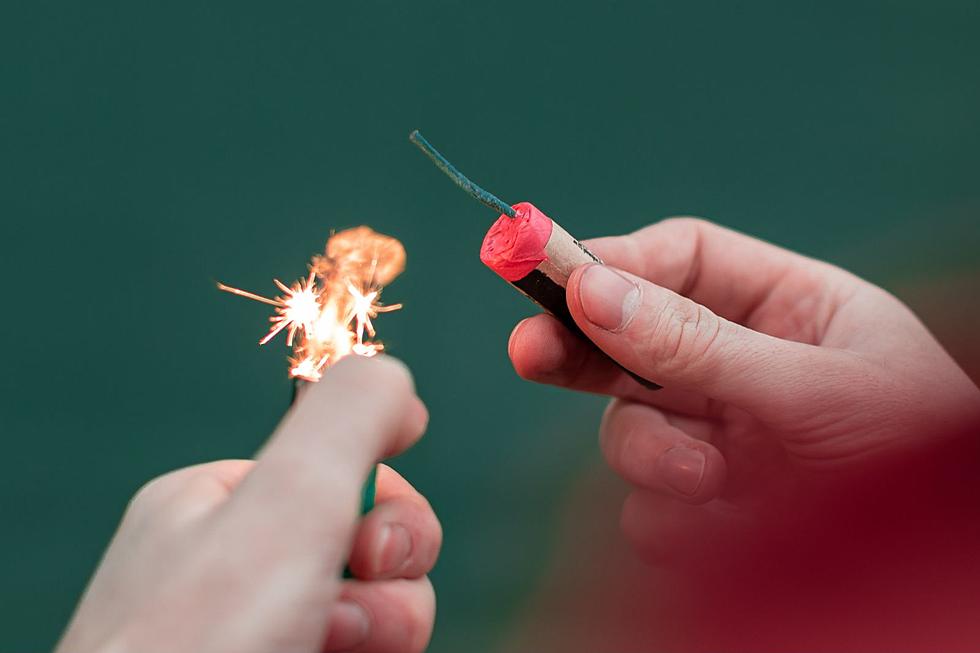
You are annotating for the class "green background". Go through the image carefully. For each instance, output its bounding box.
[2,2,978,651]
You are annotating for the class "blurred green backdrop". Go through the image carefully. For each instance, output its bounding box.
[1,1,978,651]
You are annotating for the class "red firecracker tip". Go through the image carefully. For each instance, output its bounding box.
[480,202,554,281]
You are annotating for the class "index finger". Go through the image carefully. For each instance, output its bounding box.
[585,217,844,326]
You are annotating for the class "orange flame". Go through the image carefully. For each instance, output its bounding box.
[219,226,405,381]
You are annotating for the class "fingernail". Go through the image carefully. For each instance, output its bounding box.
[659,447,706,496]
[374,523,412,575]
[507,318,531,360]
[324,600,370,651]
[579,265,640,332]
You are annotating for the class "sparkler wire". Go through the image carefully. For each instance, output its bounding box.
[409,130,517,218]
[222,227,397,572]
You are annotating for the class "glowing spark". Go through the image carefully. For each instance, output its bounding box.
[218,271,322,347]
[352,342,383,357]
[219,226,405,382]
[345,281,403,346]
[288,355,329,382]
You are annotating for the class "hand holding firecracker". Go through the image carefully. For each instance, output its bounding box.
[409,132,980,604]
[508,217,980,565]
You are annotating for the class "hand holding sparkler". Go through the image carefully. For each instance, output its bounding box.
[56,357,441,653]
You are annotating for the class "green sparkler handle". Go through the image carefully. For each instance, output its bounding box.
[342,464,378,578]
[361,463,378,514]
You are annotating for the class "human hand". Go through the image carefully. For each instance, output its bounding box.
[56,356,441,653]
[508,217,980,562]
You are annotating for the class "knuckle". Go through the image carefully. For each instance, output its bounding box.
[657,215,713,232]
[644,296,725,381]
[630,216,694,242]
[653,216,718,250]
[125,468,228,532]
[124,475,201,534]
[127,474,175,514]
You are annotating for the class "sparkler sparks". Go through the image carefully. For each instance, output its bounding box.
[219,226,405,381]
[346,281,402,342]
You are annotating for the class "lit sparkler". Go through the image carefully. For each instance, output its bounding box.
[219,226,405,381]
[346,281,402,342]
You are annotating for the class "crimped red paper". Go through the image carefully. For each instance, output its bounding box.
[480,202,554,281]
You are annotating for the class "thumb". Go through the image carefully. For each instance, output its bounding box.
[219,355,427,571]
[567,263,852,421]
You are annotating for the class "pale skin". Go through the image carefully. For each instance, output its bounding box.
[509,217,980,563]
[56,356,441,653]
[57,219,980,651]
